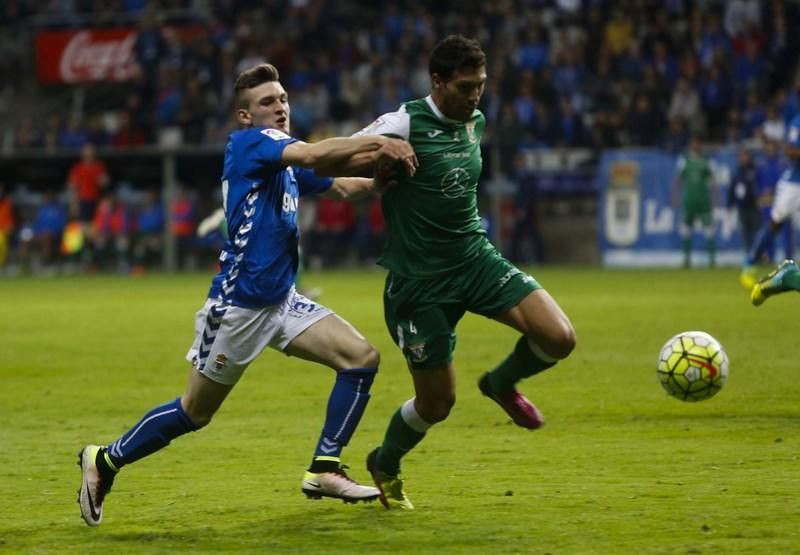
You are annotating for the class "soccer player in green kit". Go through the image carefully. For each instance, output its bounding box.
[353,35,576,509]
[673,135,717,268]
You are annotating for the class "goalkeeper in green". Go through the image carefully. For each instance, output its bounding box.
[673,135,717,268]
[352,35,576,509]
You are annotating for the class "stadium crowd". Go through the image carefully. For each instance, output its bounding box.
[2,0,798,153]
[0,0,799,274]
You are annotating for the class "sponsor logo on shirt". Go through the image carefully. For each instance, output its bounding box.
[261,128,291,140]
[441,168,470,198]
[427,129,444,138]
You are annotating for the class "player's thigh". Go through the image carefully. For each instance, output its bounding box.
[494,288,576,359]
[385,298,461,371]
[284,313,378,370]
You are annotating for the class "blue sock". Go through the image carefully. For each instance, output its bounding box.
[313,368,376,461]
[106,397,198,469]
[747,224,774,266]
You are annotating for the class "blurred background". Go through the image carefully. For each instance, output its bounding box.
[0,0,798,275]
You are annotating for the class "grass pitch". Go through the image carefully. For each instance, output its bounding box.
[0,268,798,554]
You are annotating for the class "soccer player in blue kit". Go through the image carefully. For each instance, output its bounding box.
[750,113,800,305]
[77,63,418,526]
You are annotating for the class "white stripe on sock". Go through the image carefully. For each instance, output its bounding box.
[333,377,363,441]
[400,398,432,433]
[120,408,178,449]
[526,339,559,363]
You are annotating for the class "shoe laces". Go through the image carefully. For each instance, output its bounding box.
[329,464,357,484]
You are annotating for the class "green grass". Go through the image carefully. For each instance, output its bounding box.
[1,268,798,554]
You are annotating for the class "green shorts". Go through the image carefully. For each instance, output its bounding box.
[682,205,712,227]
[384,247,540,370]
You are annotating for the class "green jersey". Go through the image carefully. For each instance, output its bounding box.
[356,96,489,278]
[677,153,712,211]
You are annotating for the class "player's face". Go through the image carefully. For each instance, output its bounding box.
[432,66,487,122]
[237,81,291,133]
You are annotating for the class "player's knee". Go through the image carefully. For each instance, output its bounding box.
[533,322,576,360]
[180,398,215,429]
[344,341,380,369]
[417,395,455,424]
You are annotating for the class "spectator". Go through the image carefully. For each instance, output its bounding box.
[132,189,164,272]
[728,148,761,253]
[699,64,732,140]
[509,154,543,264]
[0,181,14,269]
[762,104,786,142]
[556,96,587,148]
[67,143,109,229]
[58,115,89,150]
[171,187,196,269]
[308,197,356,268]
[178,76,210,145]
[668,77,703,134]
[742,90,767,138]
[724,0,762,39]
[22,189,67,272]
[91,188,133,272]
[603,8,634,59]
[627,94,663,147]
[111,111,147,149]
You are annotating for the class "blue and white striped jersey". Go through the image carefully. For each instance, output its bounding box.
[785,114,800,184]
[206,127,332,308]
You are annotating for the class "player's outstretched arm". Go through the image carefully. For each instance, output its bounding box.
[323,178,375,200]
[314,138,417,177]
[323,160,402,200]
[282,136,417,176]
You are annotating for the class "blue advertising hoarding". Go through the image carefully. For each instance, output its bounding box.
[596,148,773,267]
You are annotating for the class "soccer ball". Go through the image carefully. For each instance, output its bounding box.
[656,331,729,402]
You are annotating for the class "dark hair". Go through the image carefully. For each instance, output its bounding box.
[429,35,486,81]
[234,63,280,109]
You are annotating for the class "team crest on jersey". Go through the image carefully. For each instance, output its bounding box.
[465,122,477,143]
[407,342,428,363]
[214,354,228,370]
[261,128,291,141]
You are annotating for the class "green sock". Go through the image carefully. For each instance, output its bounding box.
[487,336,556,393]
[682,238,691,267]
[707,238,716,267]
[377,407,426,476]
[782,270,800,290]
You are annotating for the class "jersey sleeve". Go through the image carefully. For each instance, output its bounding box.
[235,128,298,174]
[352,105,410,140]
[294,167,334,197]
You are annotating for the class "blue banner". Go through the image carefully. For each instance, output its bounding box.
[597,148,769,267]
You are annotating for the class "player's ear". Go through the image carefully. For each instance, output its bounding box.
[236,108,252,126]
[431,73,443,90]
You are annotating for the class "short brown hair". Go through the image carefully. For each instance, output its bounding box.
[234,63,280,109]
[429,35,486,81]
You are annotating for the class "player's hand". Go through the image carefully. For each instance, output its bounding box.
[377,138,418,177]
[374,157,402,192]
